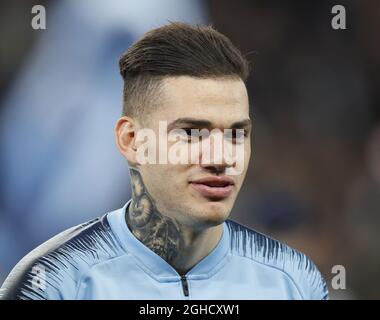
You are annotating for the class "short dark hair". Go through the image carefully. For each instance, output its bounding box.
[119,22,249,118]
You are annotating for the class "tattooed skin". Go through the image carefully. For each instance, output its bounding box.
[126,168,183,265]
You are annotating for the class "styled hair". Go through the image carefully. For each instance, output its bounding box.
[119,22,249,118]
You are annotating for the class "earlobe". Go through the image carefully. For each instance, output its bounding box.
[114,116,138,165]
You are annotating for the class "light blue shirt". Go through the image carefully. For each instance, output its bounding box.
[0,201,328,300]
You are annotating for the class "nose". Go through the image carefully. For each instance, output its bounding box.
[200,161,230,174]
[199,131,236,173]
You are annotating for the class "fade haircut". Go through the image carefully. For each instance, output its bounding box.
[119,22,249,119]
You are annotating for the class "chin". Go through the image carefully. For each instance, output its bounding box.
[189,201,231,227]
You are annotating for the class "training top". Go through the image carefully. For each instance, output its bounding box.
[0,201,329,300]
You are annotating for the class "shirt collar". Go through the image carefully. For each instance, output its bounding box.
[107,200,230,281]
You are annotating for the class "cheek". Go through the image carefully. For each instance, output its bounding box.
[235,145,250,190]
[241,141,251,173]
[245,138,252,159]
[145,165,188,194]
[139,165,165,195]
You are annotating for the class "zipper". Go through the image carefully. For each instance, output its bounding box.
[180,275,189,297]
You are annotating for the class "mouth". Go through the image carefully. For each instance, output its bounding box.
[189,176,235,200]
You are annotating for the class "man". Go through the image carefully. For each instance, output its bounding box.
[0,23,328,300]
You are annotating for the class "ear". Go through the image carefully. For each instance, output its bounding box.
[114,116,139,166]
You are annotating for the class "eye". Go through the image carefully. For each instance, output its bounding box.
[183,128,193,136]
[171,128,199,143]
[225,129,247,141]
[180,128,209,142]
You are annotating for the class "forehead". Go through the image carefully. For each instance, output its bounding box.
[151,76,249,126]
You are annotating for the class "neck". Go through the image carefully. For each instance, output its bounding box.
[125,167,223,275]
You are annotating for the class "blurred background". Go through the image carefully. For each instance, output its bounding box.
[0,0,379,299]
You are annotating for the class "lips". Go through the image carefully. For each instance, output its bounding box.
[189,176,234,199]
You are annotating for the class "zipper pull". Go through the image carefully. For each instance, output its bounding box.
[180,275,189,297]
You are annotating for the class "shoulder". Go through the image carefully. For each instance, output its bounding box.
[226,219,329,300]
[0,214,125,300]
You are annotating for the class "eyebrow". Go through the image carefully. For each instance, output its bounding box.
[167,117,252,132]
[230,119,252,129]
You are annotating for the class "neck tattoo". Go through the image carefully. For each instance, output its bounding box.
[126,168,183,265]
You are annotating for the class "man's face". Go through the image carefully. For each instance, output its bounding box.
[136,76,251,228]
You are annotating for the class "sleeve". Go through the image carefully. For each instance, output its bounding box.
[1,262,60,300]
[309,265,329,300]
[0,247,78,300]
[293,256,329,300]
[0,215,118,300]
[281,248,329,300]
